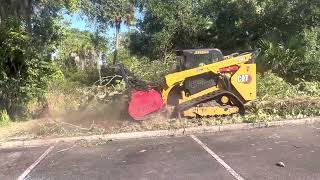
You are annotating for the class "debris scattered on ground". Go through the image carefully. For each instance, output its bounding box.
[139,149,147,153]
[276,161,286,167]
[56,144,77,154]
[292,145,303,149]
[1,96,320,141]
[74,138,113,147]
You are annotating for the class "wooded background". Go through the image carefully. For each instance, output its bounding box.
[0,0,319,123]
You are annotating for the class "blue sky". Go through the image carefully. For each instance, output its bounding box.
[62,11,144,40]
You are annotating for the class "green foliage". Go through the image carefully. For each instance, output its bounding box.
[64,68,100,86]
[80,0,140,63]
[303,27,320,81]
[80,0,138,26]
[249,72,320,122]
[0,18,55,119]
[0,0,79,119]
[1,0,320,122]
[129,0,209,59]
[257,73,320,100]
[257,40,300,79]
[257,73,300,100]
[49,63,66,84]
[117,50,175,83]
[129,0,319,60]
[59,29,96,59]
[54,28,109,97]
[247,97,320,122]
[57,28,108,70]
[0,110,10,127]
[56,34,103,86]
[257,26,320,82]
[296,81,320,97]
[305,27,320,62]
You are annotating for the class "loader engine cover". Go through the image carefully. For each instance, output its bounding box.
[128,88,164,121]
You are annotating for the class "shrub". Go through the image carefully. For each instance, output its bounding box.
[257,27,320,82]
[0,110,11,127]
[247,97,320,121]
[257,39,299,81]
[303,27,320,81]
[46,78,91,115]
[257,73,300,100]
[0,18,55,119]
[63,67,100,86]
[296,81,320,97]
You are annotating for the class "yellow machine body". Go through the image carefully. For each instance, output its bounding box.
[161,50,257,118]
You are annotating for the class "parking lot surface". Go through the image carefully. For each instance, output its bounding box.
[1,123,320,180]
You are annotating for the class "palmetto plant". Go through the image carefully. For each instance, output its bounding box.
[258,27,320,82]
[258,39,298,78]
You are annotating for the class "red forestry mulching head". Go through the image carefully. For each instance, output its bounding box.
[116,64,164,121]
[128,88,164,121]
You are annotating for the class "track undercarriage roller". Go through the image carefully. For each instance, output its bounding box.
[183,106,239,118]
[176,90,245,118]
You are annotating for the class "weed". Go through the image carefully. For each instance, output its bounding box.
[0,110,10,127]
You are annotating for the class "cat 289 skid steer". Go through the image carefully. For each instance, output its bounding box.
[119,48,260,120]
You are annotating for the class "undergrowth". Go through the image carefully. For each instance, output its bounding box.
[251,72,320,121]
[257,73,320,100]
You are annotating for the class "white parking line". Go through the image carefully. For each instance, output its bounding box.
[190,135,245,180]
[17,146,55,180]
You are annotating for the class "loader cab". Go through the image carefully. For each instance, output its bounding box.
[177,49,224,70]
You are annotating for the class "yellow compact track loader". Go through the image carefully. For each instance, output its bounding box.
[120,48,260,120]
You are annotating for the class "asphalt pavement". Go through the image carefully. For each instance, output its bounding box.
[2,123,320,180]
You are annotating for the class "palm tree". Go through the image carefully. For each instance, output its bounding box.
[81,0,138,64]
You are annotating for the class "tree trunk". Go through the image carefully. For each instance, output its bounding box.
[113,22,121,65]
[26,0,33,34]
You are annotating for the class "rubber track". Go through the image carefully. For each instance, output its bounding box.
[173,90,245,118]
